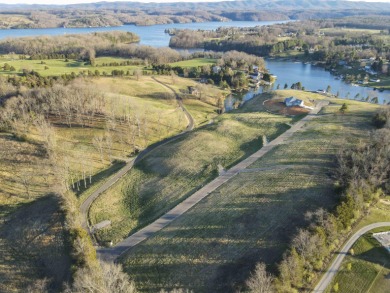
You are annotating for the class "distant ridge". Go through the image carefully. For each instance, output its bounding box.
[0,0,389,11]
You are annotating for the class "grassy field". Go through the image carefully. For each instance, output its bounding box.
[118,95,381,292]
[0,74,222,210]
[0,75,222,291]
[320,28,382,35]
[325,227,390,293]
[36,76,189,196]
[89,91,294,245]
[366,75,390,90]
[0,55,144,77]
[169,58,217,68]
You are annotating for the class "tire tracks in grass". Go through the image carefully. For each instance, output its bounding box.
[80,77,195,237]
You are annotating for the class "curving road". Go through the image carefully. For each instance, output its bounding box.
[313,222,390,293]
[98,100,330,262]
[80,77,194,232]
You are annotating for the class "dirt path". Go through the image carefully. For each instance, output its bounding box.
[98,100,329,261]
[152,77,194,131]
[313,222,390,292]
[80,78,194,232]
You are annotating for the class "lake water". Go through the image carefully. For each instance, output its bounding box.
[0,20,287,47]
[225,60,390,110]
[1,21,389,105]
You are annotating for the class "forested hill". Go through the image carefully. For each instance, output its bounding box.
[1,0,389,11]
[0,0,389,29]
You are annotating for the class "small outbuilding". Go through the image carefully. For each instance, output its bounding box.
[188,86,200,96]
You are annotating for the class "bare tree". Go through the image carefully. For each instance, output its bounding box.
[26,278,49,293]
[134,69,142,81]
[35,116,56,160]
[8,162,35,199]
[170,71,177,85]
[246,262,275,293]
[69,261,137,293]
[93,135,105,163]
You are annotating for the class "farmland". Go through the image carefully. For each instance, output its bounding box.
[169,58,217,68]
[0,55,145,77]
[118,97,381,292]
[88,91,295,245]
[325,226,390,293]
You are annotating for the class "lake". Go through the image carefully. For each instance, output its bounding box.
[0,20,287,47]
[1,21,389,105]
[225,60,390,110]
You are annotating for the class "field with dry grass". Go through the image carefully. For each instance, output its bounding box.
[0,75,223,291]
[118,97,381,292]
[89,91,293,245]
[0,134,70,292]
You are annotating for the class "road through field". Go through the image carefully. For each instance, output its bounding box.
[98,100,330,261]
[80,78,194,231]
[313,222,390,293]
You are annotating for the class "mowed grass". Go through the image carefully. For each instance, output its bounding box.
[357,196,390,230]
[182,99,219,126]
[119,98,381,292]
[366,75,390,90]
[89,92,293,245]
[0,55,144,77]
[325,228,390,293]
[169,58,217,68]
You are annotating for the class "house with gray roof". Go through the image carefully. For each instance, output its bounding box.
[284,96,314,109]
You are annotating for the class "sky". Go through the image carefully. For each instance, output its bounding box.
[0,0,229,4]
[0,0,389,5]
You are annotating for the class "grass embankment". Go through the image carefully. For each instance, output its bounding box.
[325,226,390,293]
[0,55,144,77]
[89,91,293,245]
[119,95,381,292]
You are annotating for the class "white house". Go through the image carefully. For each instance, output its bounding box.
[285,96,305,107]
[212,66,222,74]
[285,97,314,110]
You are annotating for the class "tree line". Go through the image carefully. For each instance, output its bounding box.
[169,17,390,73]
[0,31,139,56]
